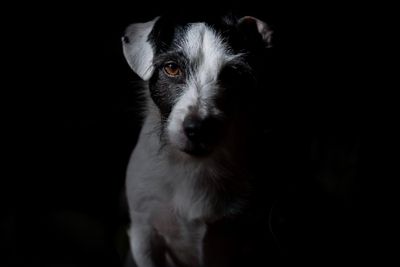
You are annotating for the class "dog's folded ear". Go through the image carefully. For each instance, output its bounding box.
[122,17,159,80]
[238,16,273,48]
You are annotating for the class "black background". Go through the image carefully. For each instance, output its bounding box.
[2,0,392,266]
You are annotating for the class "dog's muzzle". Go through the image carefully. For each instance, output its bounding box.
[181,115,223,156]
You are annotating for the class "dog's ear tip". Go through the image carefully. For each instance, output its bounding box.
[238,16,273,47]
[238,16,256,23]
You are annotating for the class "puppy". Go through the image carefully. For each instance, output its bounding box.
[122,13,274,267]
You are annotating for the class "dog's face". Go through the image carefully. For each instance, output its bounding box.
[123,14,272,156]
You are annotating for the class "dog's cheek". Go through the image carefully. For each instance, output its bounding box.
[166,106,187,150]
[165,87,200,150]
[148,78,175,119]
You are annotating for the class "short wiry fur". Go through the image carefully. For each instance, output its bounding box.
[123,13,274,267]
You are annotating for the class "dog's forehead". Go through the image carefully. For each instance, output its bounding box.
[178,23,236,66]
[150,16,240,58]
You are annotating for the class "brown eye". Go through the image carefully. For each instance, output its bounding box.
[163,62,182,77]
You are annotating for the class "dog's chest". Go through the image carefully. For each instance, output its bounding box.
[151,204,242,267]
[151,207,207,266]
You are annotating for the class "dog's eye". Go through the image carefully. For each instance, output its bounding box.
[163,62,182,77]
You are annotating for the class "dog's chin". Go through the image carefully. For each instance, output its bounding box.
[171,139,213,157]
[181,142,213,157]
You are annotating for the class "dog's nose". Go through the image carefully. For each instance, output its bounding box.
[183,116,204,143]
[183,116,222,145]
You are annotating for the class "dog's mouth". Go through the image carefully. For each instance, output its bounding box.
[181,141,213,157]
[181,127,225,157]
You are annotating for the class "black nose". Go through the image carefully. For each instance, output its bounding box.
[183,116,222,145]
[183,116,204,143]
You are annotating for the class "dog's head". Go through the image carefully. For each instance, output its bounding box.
[123,14,272,156]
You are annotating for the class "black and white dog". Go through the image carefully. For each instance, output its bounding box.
[122,13,275,267]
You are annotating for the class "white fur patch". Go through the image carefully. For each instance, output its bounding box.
[167,23,239,150]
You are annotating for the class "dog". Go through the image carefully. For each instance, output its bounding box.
[122,13,275,267]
